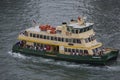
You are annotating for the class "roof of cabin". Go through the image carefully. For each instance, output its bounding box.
[26,22,94,32]
[68,22,93,29]
[26,25,40,32]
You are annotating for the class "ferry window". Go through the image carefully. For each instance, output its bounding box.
[44,35,46,39]
[58,37,61,41]
[85,38,89,43]
[30,33,32,37]
[76,49,79,53]
[51,36,54,40]
[87,27,90,31]
[80,50,83,54]
[68,48,71,52]
[68,39,72,42]
[34,43,37,46]
[61,38,64,42]
[91,35,95,41]
[88,37,91,42]
[66,38,69,42]
[40,44,43,47]
[73,39,76,43]
[84,50,88,54]
[67,27,70,31]
[33,34,36,37]
[40,35,42,38]
[56,30,61,34]
[47,36,49,40]
[76,29,78,34]
[89,25,93,29]
[79,29,83,33]
[91,36,93,41]
[54,37,57,41]
[72,49,75,52]
[37,34,39,38]
[86,27,89,31]
[65,48,67,52]
[83,28,86,32]
[72,29,75,33]
[77,39,81,43]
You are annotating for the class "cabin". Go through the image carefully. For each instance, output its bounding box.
[18,17,103,56]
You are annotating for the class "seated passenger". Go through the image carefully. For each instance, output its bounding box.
[76,52,79,55]
[44,47,46,51]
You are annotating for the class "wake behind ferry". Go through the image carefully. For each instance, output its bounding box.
[12,17,119,65]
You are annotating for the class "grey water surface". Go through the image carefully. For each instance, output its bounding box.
[0,0,120,80]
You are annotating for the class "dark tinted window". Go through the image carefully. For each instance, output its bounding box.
[73,39,76,43]
[72,49,75,52]
[85,38,89,43]
[37,34,39,38]
[65,48,67,52]
[88,37,91,42]
[84,50,88,54]
[58,37,61,41]
[40,35,42,38]
[68,48,71,52]
[30,33,32,37]
[47,36,49,40]
[61,38,64,42]
[72,29,75,33]
[33,34,36,37]
[80,50,83,53]
[51,36,54,40]
[66,38,69,42]
[44,35,46,39]
[77,39,81,43]
[54,37,57,41]
[76,49,79,52]
[91,35,95,41]
[76,29,78,34]
[79,29,83,33]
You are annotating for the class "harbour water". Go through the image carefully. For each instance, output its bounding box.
[0,0,120,80]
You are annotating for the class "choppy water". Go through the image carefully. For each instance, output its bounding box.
[0,0,120,80]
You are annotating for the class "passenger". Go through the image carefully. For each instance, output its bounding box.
[76,52,79,55]
[73,52,76,55]
[102,48,105,52]
[44,47,46,51]
[34,46,37,50]
[38,46,41,50]
[36,46,38,49]
[40,48,43,51]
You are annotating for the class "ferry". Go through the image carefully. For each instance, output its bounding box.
[12,17,119,65]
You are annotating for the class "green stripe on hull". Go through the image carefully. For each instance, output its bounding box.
[12,44,119,65]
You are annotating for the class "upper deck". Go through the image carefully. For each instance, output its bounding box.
[25,17,94,39]
[68,22,93,29]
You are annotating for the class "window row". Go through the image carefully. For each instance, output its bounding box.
[64,48,88,54]
[30,33,81,43]
[85,35,96,43]
[67,25,93,34]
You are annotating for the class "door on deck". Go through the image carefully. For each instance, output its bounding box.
[53,46,59,54]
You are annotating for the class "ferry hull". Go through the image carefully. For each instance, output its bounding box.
[12,44,119,65]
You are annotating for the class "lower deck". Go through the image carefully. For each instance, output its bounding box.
[12,43,119,65]
[17,41,106,56]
